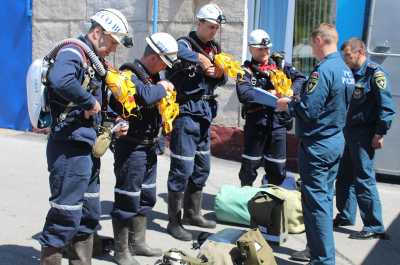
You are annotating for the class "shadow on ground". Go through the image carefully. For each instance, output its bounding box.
[0,245,40,265]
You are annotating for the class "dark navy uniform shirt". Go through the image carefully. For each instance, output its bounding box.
[289,51,355,139]
[346,59,395,135]
[166,31,227,122]
[111,60,166,140]
[47,35,103,146]
[236,58,306,123]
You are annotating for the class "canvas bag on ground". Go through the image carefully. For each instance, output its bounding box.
[261,185,304,233]
[215,185,266,225]
[236,228,277,265]
[215,185,304,234]
[248,190,288,245]
[198,228,277,265]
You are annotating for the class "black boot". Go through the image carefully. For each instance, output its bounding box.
[182,184,216,229]
[112,218,139,265]
[68,234,93,265]
[167,191,192,241]
[129,215,162,257]
[40,246,62,265]
[290,246,311,262]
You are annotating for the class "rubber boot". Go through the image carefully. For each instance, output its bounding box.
[167,191,192,241]
[68,234,93,265]
[112,218,139,265]
[129,215,162,257]
[40,246,62,265]
[182,183,216,228]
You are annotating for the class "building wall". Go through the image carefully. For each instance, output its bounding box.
[32,0,246,127]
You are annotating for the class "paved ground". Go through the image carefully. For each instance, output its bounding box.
[0,129,399,265]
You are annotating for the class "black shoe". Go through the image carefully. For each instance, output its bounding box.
[290,247,310,262]
[333,218,353,228]
[349,231,389,240]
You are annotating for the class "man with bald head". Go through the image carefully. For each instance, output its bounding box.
[276,23,354,265]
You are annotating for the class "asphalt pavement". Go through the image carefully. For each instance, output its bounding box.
[0,129,399,265]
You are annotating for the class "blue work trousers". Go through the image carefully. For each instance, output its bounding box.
[239,114,287,186]
[168,115,211,192]
[299,133,344,265]
[112,141,158,220]
[39,139,100,248]
[335,128,384,233]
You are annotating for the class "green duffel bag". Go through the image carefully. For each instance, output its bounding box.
[215,185,304,234]
[215,185,266,226]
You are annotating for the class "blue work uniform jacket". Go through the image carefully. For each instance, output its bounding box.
[289,51,355,139]
[166,31,227,123]
[47,35,104,146]
[346,59,395,135]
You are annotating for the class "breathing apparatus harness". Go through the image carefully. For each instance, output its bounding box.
[43,37,107,126]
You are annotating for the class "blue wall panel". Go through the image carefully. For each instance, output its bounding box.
[0,0,32,130]
[258,0,289,53]
[336,0,368,48]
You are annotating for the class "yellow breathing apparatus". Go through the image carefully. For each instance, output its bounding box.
[158,90,179,134]
[268,69,293,97]
[105,69,137,118]
[214,52,245,79]
[105,68,179,133]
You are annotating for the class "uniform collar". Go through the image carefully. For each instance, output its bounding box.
[134,59,160,83]
[353,59,368,77]
[79,35,96,55]
[318,51,340,65]
[190,31,212,48]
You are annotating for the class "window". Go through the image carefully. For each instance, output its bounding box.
[292,0,336,75]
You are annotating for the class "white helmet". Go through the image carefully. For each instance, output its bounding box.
[145,32,178,68]
[248,29,272,48]
[90,8,130,45]
[196,3,226,24]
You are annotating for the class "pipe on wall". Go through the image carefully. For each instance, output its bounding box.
[152,0,158,33]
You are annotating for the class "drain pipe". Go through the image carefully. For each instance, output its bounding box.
[152,0,159,33]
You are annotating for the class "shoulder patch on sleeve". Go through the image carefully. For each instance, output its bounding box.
[306,71,319,94]
[373,70,387,89]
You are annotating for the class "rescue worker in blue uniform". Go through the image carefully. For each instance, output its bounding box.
[38,9,131,265]
[165,3,227,241]
[334,38,395,239]
[276,23,354,265]
[110,32,178,265]
[236,29,306,187]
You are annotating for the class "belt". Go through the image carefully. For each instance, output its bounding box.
[246,106,267,114]
[120,135,156,145]
[177,93,218,103]
[201,94,218,100]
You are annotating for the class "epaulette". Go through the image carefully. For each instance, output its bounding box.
[367,62,378,70]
